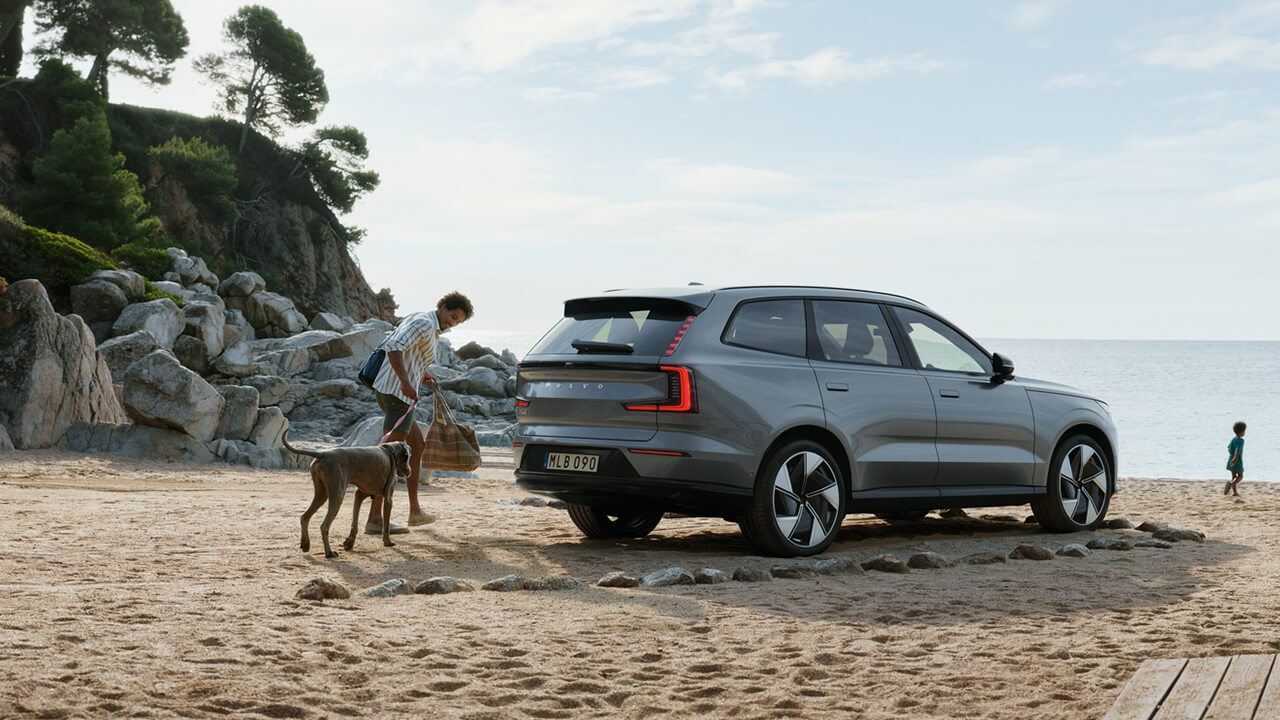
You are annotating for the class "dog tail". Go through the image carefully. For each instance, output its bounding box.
[280,429,326,459]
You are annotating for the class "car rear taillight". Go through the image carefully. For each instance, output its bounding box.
[624,366,696,413]
[664,315,695,356]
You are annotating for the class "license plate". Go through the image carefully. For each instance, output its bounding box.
[545,452,600,473]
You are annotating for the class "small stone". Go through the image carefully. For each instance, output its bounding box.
[547,499,568,509]
[693,568,728,584]
[907,552,953,569]
[959,552,1007,565]
[939,508,969,518]
[1152,527,1205,543]
[495,498,520,505]
[1136,539,1174,549]
[640,567,695,587]
[597,571,640,588]
[979,514,1021,524]
[414,577,468,595]
[861,554,909,573]
[812,557,864,576]
[1136,521,1165,532]
[357,578,413,598]
[519,496,548,507]
[1086,537,1134,551]
[1057,544,1092,558]
[1101,518,1134,530]
[770,563,817,579]
[523,576,589,591]
[1009,544,1054,561]
[1024,516,1039,524]
[732,566,772,582]
[296,578,350,601]
[481,574,524,592]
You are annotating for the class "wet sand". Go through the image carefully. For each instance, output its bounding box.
[1,449,1276,719]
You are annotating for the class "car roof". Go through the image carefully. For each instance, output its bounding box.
[570,285,931,312]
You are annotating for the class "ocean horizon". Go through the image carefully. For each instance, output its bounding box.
[442,328,1277,483]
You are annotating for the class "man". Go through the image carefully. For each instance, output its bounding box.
[365,291,474,534]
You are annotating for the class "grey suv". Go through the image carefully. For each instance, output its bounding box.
[513,286,1117,557]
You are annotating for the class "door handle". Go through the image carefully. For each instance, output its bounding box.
[825,382,849,391]
[939,389,960,398]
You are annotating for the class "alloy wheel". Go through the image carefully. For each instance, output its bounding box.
[1058,443,1108,526]
[772,451,842,548]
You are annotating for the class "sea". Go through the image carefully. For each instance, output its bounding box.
[443,328,1279,482]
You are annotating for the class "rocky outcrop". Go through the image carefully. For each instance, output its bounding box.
[122,350,225,443]
[112,298,184,348]
[0,280,126,448]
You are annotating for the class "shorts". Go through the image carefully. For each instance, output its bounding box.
[376,392,415,434]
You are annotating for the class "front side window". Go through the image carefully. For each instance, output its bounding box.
[811,300,901,367]
[892,307,992,375]
[723,299,806,357]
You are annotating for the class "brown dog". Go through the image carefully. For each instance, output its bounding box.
[282,431,411,558]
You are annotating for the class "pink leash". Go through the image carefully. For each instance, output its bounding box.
[380,400,418,444]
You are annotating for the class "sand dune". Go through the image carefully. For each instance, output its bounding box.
[1,449,1275,719]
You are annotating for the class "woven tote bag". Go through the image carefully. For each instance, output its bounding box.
[422,393,482,472]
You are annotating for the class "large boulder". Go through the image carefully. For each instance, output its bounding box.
[242,375,289,406]
[215,385,260,441]
[70,279,128,324]
[122,350,225,442]
[173,335,210,375]
[0,280,126,448]
[182,300,225,358]
[172,255,218,287]
[150,280,194,304]
[309,311,348,332]
[455,341,497,361]
[113,298,183,348]
[61,421,216,463]
[216,271,265,299]
[259,292,307,336]
[97,330,163,381]
[249,407,287,447]
[441,366,507,398]
[224,308,255,342]
[88,269,146,300]
[211,338,255,377]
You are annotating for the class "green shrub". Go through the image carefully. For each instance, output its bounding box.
[149,136,237,221]
[113,240,173,279]
[139,280,181,305]
[0,225,115,294]
[0,204,23,242]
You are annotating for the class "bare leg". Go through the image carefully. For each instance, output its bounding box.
[368,423,425,524]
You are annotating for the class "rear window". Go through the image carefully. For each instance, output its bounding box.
[531,301,694,356]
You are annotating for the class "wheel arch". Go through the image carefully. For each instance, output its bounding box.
[758,425,852,493]
[1051,423,1117,491]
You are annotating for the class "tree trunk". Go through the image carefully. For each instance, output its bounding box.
[238,81,258,153]
[88,51,110,99]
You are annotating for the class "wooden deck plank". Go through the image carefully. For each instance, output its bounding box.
[1253,656,1280,719]
[1203,655,1274,720]
[1153,656,1233,720]
[1102,659,1188,720]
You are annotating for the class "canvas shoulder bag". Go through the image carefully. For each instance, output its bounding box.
[422,392,482,472]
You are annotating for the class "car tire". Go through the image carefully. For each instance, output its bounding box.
[1031,434,1112,532]
[740,440,846,557]
[566,505,664,539]
[874,509,931,521]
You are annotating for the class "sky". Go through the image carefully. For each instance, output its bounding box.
[25,0,1280,341]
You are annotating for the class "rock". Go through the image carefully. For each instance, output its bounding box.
[481,574,524,592]
[520,496,547,507]
[113,298,184,348]
[0,280,127,448]
[162,271,181,283]
[217,271,265,298]
[60,421,215,462]
[1086,537,1134,551]
[1024,516,1039,524]
[224,308,255,342]
[211,338,256,377]
[979,514,1022,524]
[640,567,695,587]
[173,335,209,375]
[731,566,773,582]
[97,330,163,381]
[215,385,260,441]
[441,366,508,398]
[151,280,191,303]
[357,578,413,598]
[414,577,471,594]
[308,379,361,399]
[88,269,146,300]
[523,576,589,591]
[939,508,969,518]
[959,552,1007,565]
[1101,518,1134,530]
[70,278,128,324]
[172,255,218,287]
[597,571,640,588]
[812,557,865,576]
[694,568,728,584]
[122,350,225,442]
[1136,539,1174,549]
[242,375,289,406]
[547,499,567,509]
[0,426,12,451]
[310,311,348,332]
[1136,521,1165,532]
[1009,544,1055,561]
[470,354,508,372]
[296,578,350,601]
[455,341,497,361]
[907,552,953,569]
[249,407,287,447]
[183,301,225,357]
[1057,544,1092,558]
[1152,527,1205,543]
[861,554,909,573]
[258,292,307,335]
[771,563,818,579]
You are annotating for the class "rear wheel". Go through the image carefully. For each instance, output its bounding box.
[566,505,664,538]
[1031,435,1112,532]
[740,440,846,557]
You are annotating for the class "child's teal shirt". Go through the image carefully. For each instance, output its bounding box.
[1227,436,1244,472]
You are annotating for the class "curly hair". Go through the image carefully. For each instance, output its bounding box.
[1233,421,1247,435]
[437,291,474,320]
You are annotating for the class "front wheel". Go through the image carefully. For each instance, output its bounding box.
[566,505,663,538]
[739,440,846,557]
[1031,435,1112,532]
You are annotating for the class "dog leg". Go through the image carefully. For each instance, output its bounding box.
[300,471,326,553]
[318,475,346,559]
[381,493,395,547]
[344,489,367,552]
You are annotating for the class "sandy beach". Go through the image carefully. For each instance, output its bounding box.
[1,449,1276,719]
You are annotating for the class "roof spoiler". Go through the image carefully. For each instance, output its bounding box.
[563,293,713,317]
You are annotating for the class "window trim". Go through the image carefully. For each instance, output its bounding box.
[804,299,904,368]
[885,304,993,376]
[720,297,811,359]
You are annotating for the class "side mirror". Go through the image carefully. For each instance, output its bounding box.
[992,353,1015,382]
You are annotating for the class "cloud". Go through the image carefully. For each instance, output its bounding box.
[1139,34,1280,70]
[1005,0,1072,30]
[657,161,802,196]
[708,48,946,89]
[589,66,673,90]
[523,86,598,102]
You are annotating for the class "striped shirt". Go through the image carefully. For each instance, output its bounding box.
[372,311,440,403]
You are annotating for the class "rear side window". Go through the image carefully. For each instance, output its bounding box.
[723,299,806,357]
[531,301,693,356]
[811,300,901,367]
